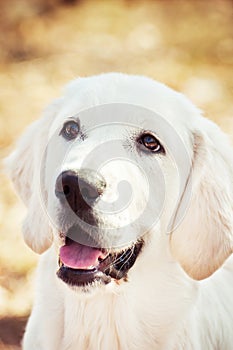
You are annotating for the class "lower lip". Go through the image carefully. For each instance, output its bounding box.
[57,265,111,286]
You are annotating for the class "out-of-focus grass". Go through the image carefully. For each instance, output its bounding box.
[0,0,232,348]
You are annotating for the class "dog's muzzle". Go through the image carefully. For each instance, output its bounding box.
[55,169,143,288]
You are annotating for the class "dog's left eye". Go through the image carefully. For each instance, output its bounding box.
[138,133,165,153]
[61,121,79,140]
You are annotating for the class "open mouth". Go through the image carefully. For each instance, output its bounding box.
[57,237,143,287]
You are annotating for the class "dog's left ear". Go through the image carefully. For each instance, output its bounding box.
[170,116,233,280]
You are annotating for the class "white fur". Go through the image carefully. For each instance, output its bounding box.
[5,73,233,349]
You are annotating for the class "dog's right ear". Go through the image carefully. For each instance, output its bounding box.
[4,99,61,253]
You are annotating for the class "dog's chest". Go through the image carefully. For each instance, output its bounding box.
[60,295,156,350]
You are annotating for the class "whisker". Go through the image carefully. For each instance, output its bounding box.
[106,248,133,269]
[114,247,134,279]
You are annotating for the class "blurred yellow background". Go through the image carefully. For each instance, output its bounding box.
[0,0,232,348]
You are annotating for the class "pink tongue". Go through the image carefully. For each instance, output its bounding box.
[60,240,106,269]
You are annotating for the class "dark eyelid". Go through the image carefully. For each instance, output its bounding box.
[136,130,159,144]
[137,130,158,139]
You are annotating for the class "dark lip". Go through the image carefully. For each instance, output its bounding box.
[57,240,144,287]
[57,265,112,286]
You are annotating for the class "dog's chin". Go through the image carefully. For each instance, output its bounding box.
[56,237,143,292]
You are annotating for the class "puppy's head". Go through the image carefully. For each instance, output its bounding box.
[5,73,233,290]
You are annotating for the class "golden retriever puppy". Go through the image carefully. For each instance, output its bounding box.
[6,73,233,349]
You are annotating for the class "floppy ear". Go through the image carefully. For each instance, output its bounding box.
[5,99,61,254]
[170,116,233,280]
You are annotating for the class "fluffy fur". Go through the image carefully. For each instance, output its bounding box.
[6,73,233,349]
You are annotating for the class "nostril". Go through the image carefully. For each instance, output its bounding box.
[63,185,70,196]
[55,171,74,199]
[81,186,99,201]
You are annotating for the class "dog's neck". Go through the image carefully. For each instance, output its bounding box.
[50,242,198,349]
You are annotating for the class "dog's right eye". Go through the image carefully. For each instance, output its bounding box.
[60,120,80,140]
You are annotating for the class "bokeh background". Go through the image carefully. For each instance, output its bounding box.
[0,0,232,348]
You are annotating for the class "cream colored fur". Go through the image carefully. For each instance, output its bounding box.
[5,73,233,349]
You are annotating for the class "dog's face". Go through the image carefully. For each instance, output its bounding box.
[6,73,233,292]
[44,103,188,289]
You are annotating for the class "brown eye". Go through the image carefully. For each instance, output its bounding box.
[138,133,165,153]
[61,121,79,140]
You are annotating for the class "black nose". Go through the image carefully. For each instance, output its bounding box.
[55,170,105,213]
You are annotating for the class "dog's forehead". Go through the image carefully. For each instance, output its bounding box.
[50,102,188,145]
[47,103,193,185]
[48,74,199,148]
